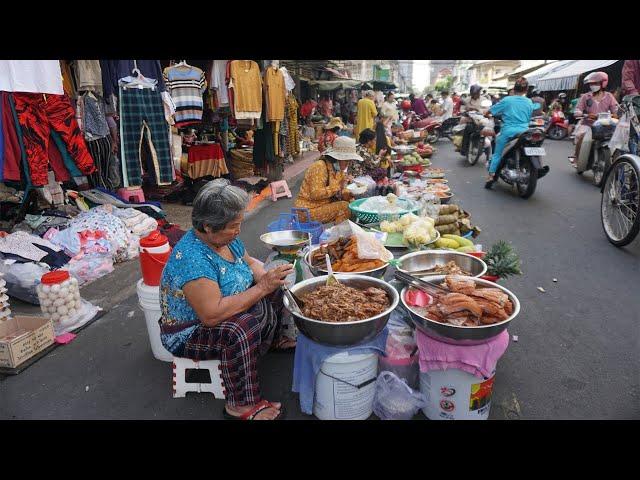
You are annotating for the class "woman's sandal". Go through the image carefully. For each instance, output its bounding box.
[223,400,286,421]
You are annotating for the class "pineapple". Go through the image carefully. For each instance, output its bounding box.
[484,241,522,279]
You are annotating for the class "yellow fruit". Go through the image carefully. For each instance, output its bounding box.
[456,246,476,253]
[443,234,474,248]
[434,238,459,249]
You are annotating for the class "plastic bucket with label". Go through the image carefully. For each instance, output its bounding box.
[419,369,495,420]
[313,351,378,420]
[136,279,173,362]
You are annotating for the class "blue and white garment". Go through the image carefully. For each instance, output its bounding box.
[162,65,207,128]
[159,229,254,354]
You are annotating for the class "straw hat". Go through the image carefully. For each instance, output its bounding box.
[324,136,363,162]
[323,117,346,130]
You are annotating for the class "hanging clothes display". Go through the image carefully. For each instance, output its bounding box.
[263,65,286,122]
[211,60,230,107]
[12,93,96,186]
[285,95,301,157]
[118,81,173,187]
[229,60,262,120]
[72,60,103,95]
[163,64,207,128]
[1,92,22,182]
[280,67,296,93]
[100,60,166,100]
[0,60,64,95]
[76,92,110,141]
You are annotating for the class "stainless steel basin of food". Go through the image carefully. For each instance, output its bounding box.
[284,275,399,347]
[397,250,487,278]
[303,247,393,279]
[400,275,520,345]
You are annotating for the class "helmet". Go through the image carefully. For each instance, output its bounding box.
[558,93,567,99]
[583,71,609,88]
[470,84,482,95]
[401,99,412,111]
[531,89,541,96]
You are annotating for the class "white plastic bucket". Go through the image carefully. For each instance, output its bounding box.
[136,279,173,362]
[419,369,496,420]
[313,352,378,420]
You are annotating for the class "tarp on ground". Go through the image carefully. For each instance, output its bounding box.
[525,60,577,87]
[535,60,620,92]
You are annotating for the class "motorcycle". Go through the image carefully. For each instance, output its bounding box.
[487,116,549,199]
[546,110,569,140]
[439,116,461,140]
[462,113,494,166]
[600,95,640,247]
[574,112,617,187]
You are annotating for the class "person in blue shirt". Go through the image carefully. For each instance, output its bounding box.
[159,179,295,420]
[485,77,540,188]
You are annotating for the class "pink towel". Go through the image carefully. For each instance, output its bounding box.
[416,329,509,379]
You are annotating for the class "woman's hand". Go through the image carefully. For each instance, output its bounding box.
[588,113,598,120]
[257,264,294,295]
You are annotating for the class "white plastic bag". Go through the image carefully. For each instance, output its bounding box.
[372,371,427,420]
[609,113,630,152]
[320,220,392,261]
[0,261,50,305]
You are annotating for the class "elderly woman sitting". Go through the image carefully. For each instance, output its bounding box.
[294,136,362,224]
[159,179,294,420]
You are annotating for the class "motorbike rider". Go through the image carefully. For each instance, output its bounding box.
[568,71,619,167]
[530,89,547,116]
[460,84,491,155]
[440,90,454,121]
[484,76,540,188]
[410,93,429,117]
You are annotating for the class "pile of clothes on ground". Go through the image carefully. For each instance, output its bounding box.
[0,187,177,305]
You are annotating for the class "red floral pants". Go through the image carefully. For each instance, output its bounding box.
[13,93,96,186]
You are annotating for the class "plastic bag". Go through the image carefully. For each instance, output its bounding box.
[322,220,392,261]
[52,299,102,336]
[66,253,115,286]
[0,260,50,305]
[372,371,427,420]
[609,113,630,152]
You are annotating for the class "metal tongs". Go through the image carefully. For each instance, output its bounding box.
[282,285,304,314]
[394,270,450,297]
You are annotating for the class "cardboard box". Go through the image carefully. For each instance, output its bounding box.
[0,316,55,369]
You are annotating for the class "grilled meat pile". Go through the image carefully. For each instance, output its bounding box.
[300,285,390,322]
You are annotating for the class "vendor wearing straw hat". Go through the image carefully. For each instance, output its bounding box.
[294,136,363,224]
[318,117,345,153]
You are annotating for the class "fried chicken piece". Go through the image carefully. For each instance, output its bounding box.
[445,275,477,295]
[469,288,509,306]
[504,299,514,316]
[472,297,509,320]
[438,293,483,318]
[480,315,502,325]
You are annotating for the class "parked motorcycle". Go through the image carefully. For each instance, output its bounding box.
[546,110,569,140]
[486,116,549,199]
[575,112,617,187]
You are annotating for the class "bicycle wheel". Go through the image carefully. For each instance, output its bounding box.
[601,156,640,246]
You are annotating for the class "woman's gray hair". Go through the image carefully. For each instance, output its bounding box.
[192,179,249,233]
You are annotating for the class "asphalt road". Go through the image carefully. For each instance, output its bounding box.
[1,139,638,420]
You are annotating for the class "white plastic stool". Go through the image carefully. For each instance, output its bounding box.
[172,357,226,399]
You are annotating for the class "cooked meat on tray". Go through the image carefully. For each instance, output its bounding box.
[300,284,390,322]
[407,275,514,327]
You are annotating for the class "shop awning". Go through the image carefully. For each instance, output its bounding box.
[525,60,577,86]
[506,61,557,82]
[535,60,620,91]
[307,79,364,91]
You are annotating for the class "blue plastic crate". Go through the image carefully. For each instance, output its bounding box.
[267,208,324,244]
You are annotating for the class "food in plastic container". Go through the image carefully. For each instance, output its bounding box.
[36,270,80,328]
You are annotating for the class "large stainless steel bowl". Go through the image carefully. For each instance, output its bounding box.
[397,250,487,278]
[400,275,520,345]
[303,246,393,279]
[284,275,399,346]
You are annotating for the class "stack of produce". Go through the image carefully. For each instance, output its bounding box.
[416,142,434,157]
[484,241,522,279]
[433,234,476,253]
[229,149,254,179]
[433,204,480,237]
[380,213,438,248]
[401,153,431,167]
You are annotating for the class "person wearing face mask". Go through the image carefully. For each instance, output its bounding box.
[294,136,362,224]
[568,72,619,167]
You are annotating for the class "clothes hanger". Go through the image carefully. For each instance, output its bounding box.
[124,62,156,90]
[176,60,190,68]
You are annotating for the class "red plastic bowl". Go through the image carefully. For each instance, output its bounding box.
[468,251,486,258]
[480,275,500,283]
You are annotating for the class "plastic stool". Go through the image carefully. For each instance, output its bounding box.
[172,357,226,399]
[270,180,292,201]
[117,187,146,204]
